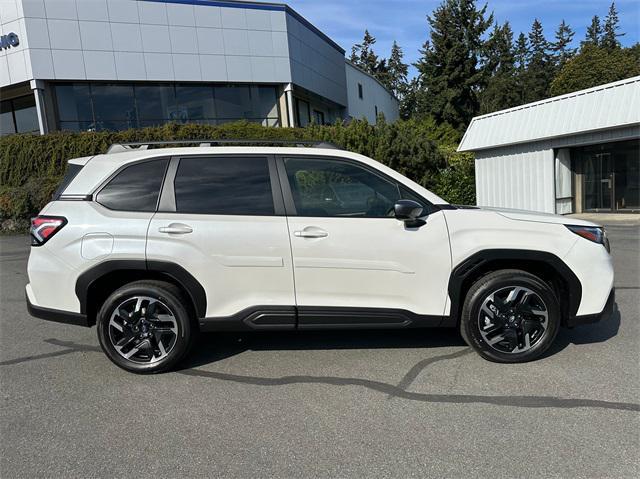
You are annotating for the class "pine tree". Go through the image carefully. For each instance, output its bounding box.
[521,18,552,102]
[386,41,409,97]
[415,0,493,132]
[583,16,602,48]
[350,30,380,75]
[480,22,520,113]
[513,32,529,104]
[551,20,576,68]
[602,2,624,49]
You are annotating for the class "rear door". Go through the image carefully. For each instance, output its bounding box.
[279,155,451,327]
[146,155,296,325]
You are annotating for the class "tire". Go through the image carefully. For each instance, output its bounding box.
[459,269,560,363]
[96,280,197,374]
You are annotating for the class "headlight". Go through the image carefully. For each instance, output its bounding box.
[566,225,610,253]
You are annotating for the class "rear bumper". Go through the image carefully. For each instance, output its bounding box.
[567,288,615,328]
[26,292,90,327]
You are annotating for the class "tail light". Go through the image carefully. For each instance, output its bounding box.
[566,225,610,253]
[30,216,67,246]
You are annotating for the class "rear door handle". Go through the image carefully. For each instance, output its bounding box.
[294,228,328,238]
[158,223,193,235]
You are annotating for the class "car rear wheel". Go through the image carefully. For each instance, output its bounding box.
[460,270,560,363]
[97,280,196,373]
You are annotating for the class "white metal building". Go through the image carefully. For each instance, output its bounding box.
[459,76,640,214]
[0,0,399,135]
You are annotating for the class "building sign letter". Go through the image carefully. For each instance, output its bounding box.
[0,32,20,50]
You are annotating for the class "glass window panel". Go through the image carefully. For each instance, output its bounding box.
[176,85,216,122]
[96,159,169,212]
[91,84,137,131]
[174,157,274,215]
[135,84,176,122]
[284,158,401,217]
[55,83,93,122]
[0,100,16,135]
[251,86,278,119]
[13,95,39,133]
[214,85,251,119]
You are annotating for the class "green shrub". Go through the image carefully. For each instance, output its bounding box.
[0,120,475,224]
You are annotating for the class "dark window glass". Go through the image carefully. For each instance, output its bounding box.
[96,160,169,211]
[0,100,16,135]
[176,85,216,122]
[174,157,274,215]
[135,84,176,123]
[215,85,251,119]
[55,84,93,123]
[91,84,137,131]
[358,83,363,99]
[52,164,84,200]
[313,110,325,125]
[284,158,403,217]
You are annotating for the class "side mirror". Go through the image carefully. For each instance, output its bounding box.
[394,200,426,227]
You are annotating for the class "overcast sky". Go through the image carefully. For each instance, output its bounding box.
[285,0,640,75]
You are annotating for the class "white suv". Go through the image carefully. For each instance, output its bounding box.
[26,141,615,373]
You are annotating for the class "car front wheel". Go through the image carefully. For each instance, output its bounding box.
[96,280,196,374]
[460,270,561,363]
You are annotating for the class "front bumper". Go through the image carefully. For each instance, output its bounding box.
[566,288,615,328]
[26,292,90,327]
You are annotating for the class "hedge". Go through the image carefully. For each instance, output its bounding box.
[0,119,474,229]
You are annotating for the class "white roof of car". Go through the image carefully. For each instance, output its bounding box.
[66,147,447,205]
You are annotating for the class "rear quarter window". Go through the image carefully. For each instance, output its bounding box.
[96,159,169,212]
[52,163,84,200]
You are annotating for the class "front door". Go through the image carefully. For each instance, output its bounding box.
[279,156,452,327]
[584,152,613,211]
[146,155,295,323]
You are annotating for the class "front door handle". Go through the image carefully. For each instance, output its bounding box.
[294,228,328,238]
[158,223,193,235]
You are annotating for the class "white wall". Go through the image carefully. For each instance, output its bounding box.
[0,0,297,87]
[475,145,556,213]
[345,61,399,123]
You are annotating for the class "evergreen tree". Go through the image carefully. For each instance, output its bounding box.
[350,30,380,75]
[415,0,493,132]
[513,32,529,104]
[551,20,576,68]
[480,22,520,113]
[583,16,602,48]
[602,2,624,50]
[521,18,552,102]
[386,41,409,97]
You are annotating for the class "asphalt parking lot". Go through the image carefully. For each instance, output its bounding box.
[1,224,638,478]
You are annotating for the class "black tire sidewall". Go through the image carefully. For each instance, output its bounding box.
[461,271,560,363]
[97,282,193,374]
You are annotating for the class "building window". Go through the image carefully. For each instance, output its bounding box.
[358,83,363,99]
[375,105,378,120]
[295,98,311,127]
[0,95,39,136]
[53,82,280,132]
[313,110,325,125]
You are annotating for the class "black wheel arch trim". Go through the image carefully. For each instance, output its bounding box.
[447,249,582,326]
[75,259,207,319]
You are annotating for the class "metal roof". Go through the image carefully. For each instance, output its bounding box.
[458,76,640,152]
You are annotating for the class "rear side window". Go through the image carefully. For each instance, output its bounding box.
[96,159,169,211]
[52,163,83,200]
[174,157,274,215]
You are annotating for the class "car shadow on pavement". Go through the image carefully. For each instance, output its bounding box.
[542,305,622,359]
[181,327,468,369]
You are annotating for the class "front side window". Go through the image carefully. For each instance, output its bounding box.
[174,157,274,215]
[284,158,404,217]
[96,159,169,211]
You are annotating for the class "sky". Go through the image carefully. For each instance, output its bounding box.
[285,0,640,75]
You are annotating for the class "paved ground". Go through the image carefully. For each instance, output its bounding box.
[1,224,638,478]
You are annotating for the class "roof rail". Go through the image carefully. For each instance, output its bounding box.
[106,139,340,154]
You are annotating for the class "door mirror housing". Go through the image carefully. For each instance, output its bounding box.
[394,200,426,227]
